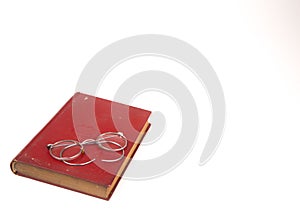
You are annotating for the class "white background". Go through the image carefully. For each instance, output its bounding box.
[1,0,300,211]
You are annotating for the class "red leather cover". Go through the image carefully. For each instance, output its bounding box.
[11,92,151,199]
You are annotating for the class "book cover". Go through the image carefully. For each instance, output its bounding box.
[10,92,151,200]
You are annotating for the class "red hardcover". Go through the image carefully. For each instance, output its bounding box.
[11,92,151,200]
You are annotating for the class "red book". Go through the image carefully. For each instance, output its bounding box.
[11,92,151,200]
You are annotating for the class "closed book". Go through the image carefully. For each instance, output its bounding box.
[11,92,151,200]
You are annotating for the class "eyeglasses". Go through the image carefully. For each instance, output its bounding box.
[47,132,127,166]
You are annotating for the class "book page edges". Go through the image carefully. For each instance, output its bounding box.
[106,121,150,198]
[10,121,150,200]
